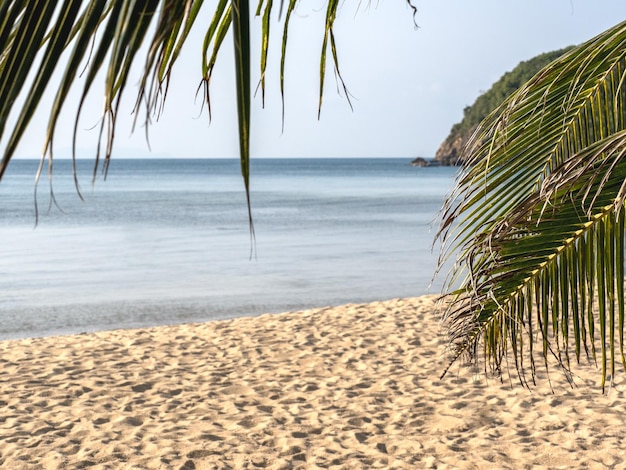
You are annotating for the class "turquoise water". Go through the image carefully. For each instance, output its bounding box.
[0,158,457,339]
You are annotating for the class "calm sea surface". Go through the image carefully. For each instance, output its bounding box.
[0,158,457,339]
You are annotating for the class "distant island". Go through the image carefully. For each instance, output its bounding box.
[434,46,575,166]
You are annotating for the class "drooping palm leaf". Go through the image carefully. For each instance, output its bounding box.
[437,20,626,390]
[0,1,61,179]
[278,0,297,129]
[318,0,352,118]
[231,0,254,242]
[0,0,368,211]
[255,0,271,106]
[200,0,231,120]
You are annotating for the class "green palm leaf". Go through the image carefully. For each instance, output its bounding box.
[0,0,368,212]
[231,0,254,241]
[438,20,626,390]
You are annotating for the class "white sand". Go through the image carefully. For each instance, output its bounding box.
[0,296,624,469]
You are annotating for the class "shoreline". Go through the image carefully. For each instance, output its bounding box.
[0,294,433,342]
[1,295,624,468]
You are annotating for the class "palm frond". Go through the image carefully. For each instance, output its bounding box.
[0,0,365,209]
[438,20,626,389]
[318,0,352,118]
[278,0,297,130]
[231,0,254,241]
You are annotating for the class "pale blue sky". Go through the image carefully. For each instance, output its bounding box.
[12,1,626,159]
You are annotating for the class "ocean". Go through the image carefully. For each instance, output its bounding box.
[0,158,457,340]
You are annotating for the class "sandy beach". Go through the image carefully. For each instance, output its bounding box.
[1,295,625,469]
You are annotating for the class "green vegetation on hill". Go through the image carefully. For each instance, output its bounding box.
[452,46,575,136]
[436,46,575,164]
